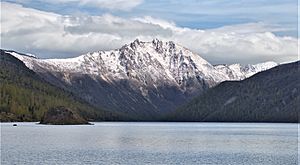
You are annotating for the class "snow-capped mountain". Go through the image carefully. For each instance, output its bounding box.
[215,61,278,80]
[10,39,227,89]
[6,39,277,119]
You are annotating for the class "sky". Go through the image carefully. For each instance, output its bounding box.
[1,0,299,64]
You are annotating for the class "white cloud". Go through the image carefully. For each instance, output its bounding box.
[208,22,293,34]
[1,2,298,64]
[132,16,177,29]
[62,14,173,37]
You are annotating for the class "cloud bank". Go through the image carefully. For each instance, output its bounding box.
[1,2,298,64]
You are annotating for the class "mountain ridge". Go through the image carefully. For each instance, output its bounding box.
[3,39,279,119]
[7,39,277,84]
[0,50,124,122]
[166,61,299,122]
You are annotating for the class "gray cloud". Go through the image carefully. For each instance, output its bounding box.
[62,14,173,37]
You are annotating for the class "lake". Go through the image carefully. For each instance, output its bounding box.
[0,122,298,165]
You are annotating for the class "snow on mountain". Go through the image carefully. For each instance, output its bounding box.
[8,39,277,86]
[243,61,278,77]
[5,39,278,118]
[215,61,278,80]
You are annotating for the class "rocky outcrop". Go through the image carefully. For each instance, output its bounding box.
[40,106,90,125]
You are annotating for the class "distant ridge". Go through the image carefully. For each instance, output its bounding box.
[166,61,300,123]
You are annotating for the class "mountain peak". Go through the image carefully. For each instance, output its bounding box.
[5,48,279,118]
[152,38,161,43]
[6,39,277,86]
[131,38,141,48]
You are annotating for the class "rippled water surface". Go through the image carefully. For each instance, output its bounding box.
[1,122,298,165]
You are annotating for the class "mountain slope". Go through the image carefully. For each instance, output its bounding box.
[0,50,123,122]
[7,39,277,119]
[167,61,300,122]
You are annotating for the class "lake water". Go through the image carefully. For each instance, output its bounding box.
[0,122,298,165]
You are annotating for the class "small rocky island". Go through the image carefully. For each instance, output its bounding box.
[40,106,90,125]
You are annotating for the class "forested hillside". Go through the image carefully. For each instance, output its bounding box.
[1,49,298,122]
[166,61,300,122]
[0,50,123,122]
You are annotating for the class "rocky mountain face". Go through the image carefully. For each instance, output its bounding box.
[6,39,277,119]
